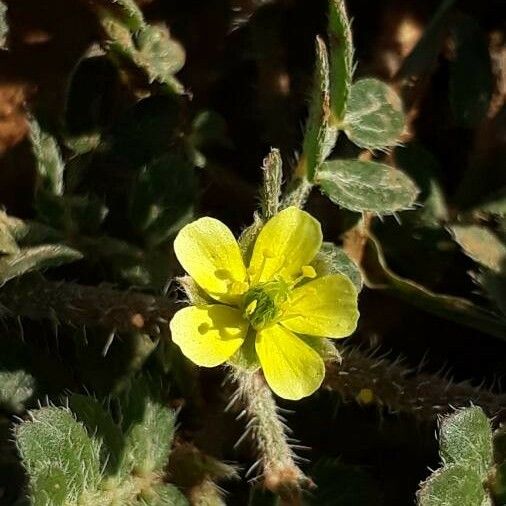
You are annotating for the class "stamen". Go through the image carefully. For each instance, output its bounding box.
[229,280,248,295]
[262,248,275,258]
[301,265,317,279]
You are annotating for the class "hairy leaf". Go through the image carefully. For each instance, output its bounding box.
[312,242,363,292]
[451,225,506,273]
[417,464,490,506]
[29,120,65,197]
[328,0,354,123]
[317,159,419,214]
[439,407,493,477]
[0,369,35,413]
[16,407,102,501]
[0,245,82,285]
[69,394,124,475]
[301,37,336,181]
[344,78,405,150]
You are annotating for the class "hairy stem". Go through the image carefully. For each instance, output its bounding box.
[325,347,506,421]
[3,276,506,422]
[281,177,313,210]
[0,276,176,336]
[228,366,309,503]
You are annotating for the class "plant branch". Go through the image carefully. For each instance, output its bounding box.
[325,347,506,421]
[0,276,176,336]
[227,366,310,504]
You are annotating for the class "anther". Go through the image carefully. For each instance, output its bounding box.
[262,248,275,258]
[229,281,248,295]
[301,265,317,279]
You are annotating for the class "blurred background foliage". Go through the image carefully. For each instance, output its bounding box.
[0,0,505,504]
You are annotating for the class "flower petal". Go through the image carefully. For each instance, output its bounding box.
[255,324,324,400]
[174,217,247,303]
[249,207,322,284]
[281,274,359,338]
[170,305,248,367]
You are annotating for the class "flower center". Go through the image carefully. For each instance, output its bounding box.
[242,279,290,329]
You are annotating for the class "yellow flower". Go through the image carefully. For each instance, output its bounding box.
[169,207,359,400]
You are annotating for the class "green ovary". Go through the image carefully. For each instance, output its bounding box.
[242,280,289,329]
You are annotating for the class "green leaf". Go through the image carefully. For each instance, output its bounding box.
[0,245,82,285]
[31,466,68,506]
[135,25,185,85]
[0,223,19,255]
[96,2,185,94]
[344,78,405,150]
[439,407,493,477]
[394,142,448,226]
[16,407,102,501]
[119,379,177,475]
[449,14,493,128]
[317,159,419,214]
[68,394,124,475]
[129,153,196,247]
[0,0,7,48]
[451,225,506,273]
[0,369,35,413]
[312,242,363,292]
[327,0,354,123]
[364,234,506,340]
[301,36,336,181]
[417,464,490,506]
[29,120,65,197]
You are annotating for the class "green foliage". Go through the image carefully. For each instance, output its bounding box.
[394,143,449,227]
[439,407,493,476]
[0,244,82,285]
[418,464,490,506]
[451,225,506,273]
[328,0,354,124]
[129,153,196,247]
[317,159,419,214]
[313,242,363,292]
[417,408,494,505]
[301,37,335,181]
[16,407,103,502]
[0,1,504,504]
[15,378,187,505]
[0,370,35,413]
[95,0,185,93]
[343,79,405,150]
[364,235,506,339]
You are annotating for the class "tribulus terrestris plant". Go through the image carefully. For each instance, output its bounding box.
[0,0,505,504]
